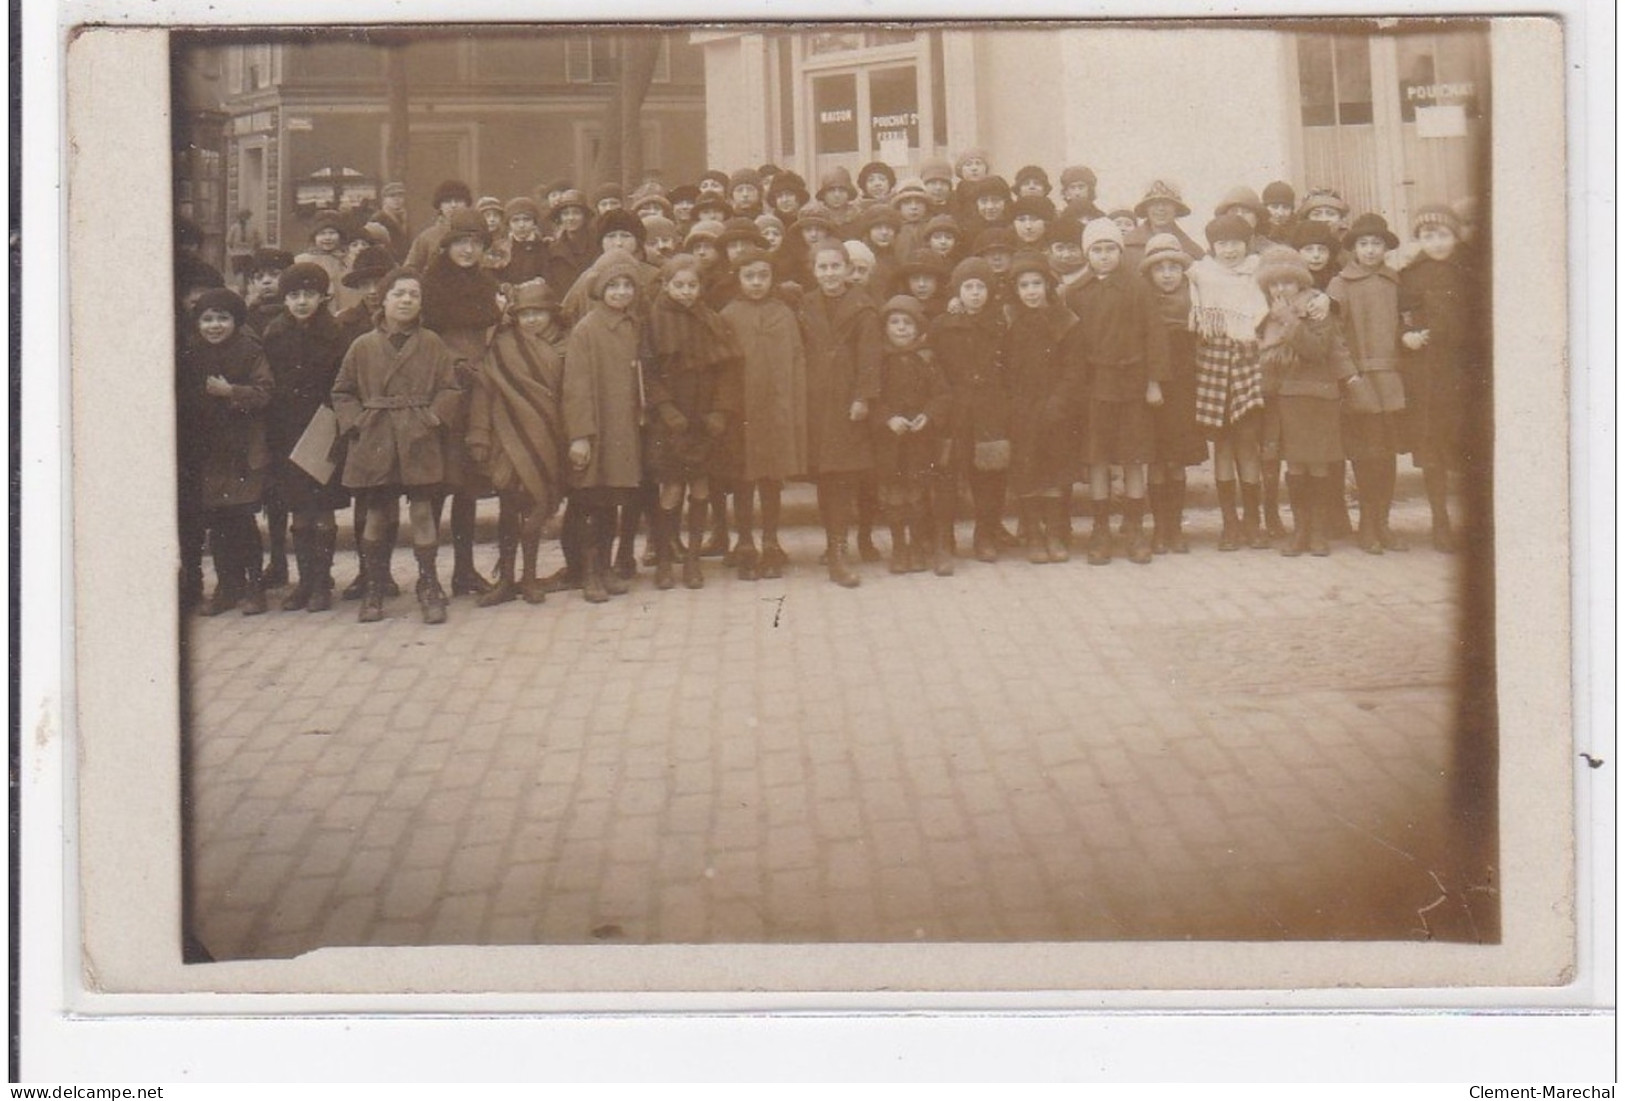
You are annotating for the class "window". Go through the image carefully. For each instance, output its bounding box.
[806,29,916,57]
[567,35,672,84]
[1297,34,1373,127]
[232,44,274,93]
[1396,29,1487,122]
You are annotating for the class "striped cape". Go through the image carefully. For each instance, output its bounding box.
[468,325,567,512]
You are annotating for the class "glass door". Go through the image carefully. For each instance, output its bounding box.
[799,31,935,184]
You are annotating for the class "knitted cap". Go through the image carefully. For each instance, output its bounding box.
[1261,180,1296,207]
[1204,214,1253,247]
[889,178,931,206]
[1342,212,1399,252]
[595,208,647,246]
[1060,165,1098,189]
[754,213,785,235]
[1081,218,1124,251]
[919,157,954,185]
[1213,186,1264,221]
[475,195,503,215]
[589,256,644,298]
[1010,195,1057,222]
[431,179,473,208]
[844,240,876,266]
[277,261,330,297]
[950,256,995,291]
[1411,203,1463,239]
[1254,244,1312,292]
[1297,188,1349,218]
[509,278,560,312]
[1008,249,1054,285]
[505,196,542,222]
[1137,233,1194,275]
[640,215,678,240]
[1014,165,1052,193]
[923,213,961,238]
[683,221,722,246]
[728,167,762,190]
[880,294,927,327]
[1134,180,1191,219]
[192,286,248,326]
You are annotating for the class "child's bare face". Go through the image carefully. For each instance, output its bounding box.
[1211,239,1248,267]
[1013,215,1046,243]
[601,275,637,311]
[1015,271,1048,308]
[1144,200,1177,228]
[1149,259,1186,293]
[975,194,1007,221]
[596,198,623,215]
[601,230,639,256]
[557,207,587,233]
[674,199,697,220]
[664,268,702,309]
[868,223,896,247]
[985,249,1013,273]
[774,192,802,215]
[691,241,720,267]
[958,158,988,181]
[249,270,282,300]
[863,173,891,199]
[696,209,726,227]
[760,225,783,250]
[516,307,554,335]
[923,178,952,203]
[885,312,918,346]
[1417,224,1458,261]
[907,273,939,300]
[822,186,852,209]
[1307,207,1341,226]
[1047,241,1083,268]
[313,228,342,253]
[1062,182,1091,205]
[197,308,236,344]
[731,184,760,209]
[644,235,673,259]
[482,210,505,234]
[446,235,484,268]
[1113,215,1138,235]
[813,250,849,295]
[846,258,873,286]
[382,278,422,324]
[1086,241,1122,275]
[927,231,956,255]
[505,212,539,240]
[1266,202,1294,225]
[635,203,665,222]
[1353,235,1389,268]
[1017,179,1047,199]
[897,198,928,222]
[1299,244,1331,271]
[355,277,383,309]
[958,278,989,313]
[738,261,774,300]
[698,179,726,199]
[284,288,325,320]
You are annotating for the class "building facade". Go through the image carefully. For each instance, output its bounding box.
[695,22,1488,233]
[176,29,708,260]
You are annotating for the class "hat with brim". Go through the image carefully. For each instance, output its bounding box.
[1137,233,1194,275]
[550,190,590,221]
[342,246,395,287]
[879,294,927,328]
[1341,212,1400,252]
[1133,180,1191,220]
[1213,185,1266,226]
[897,249,949,281]
[509,278,560,313]
[440,209,490,249]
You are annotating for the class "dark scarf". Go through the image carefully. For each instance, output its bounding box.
[421,254,502,334]
[649,292,740,372]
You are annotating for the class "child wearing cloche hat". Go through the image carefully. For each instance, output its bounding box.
[1137,233,1205,554]
[873,294,955,576]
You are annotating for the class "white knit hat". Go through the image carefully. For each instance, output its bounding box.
[1081,218,1124,251]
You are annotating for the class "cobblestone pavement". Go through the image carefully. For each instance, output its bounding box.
[185,474,1495,960]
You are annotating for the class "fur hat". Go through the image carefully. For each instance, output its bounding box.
[1081,218,1124,252]
[441,209,490,249]
[698,169,730,192]
[879,294,927,328]
[1010,195,1057,222]
[508,277,560,313]
[731,246,775,272]
[923,213,961,239]
[1297,188,1349,219]
[1342,212,1400,252]
[310,209,349,240]
[246,247,295,276]
[728,167,762,191]
[504,196,542,222]
[640,215,678,241]
[1137,233,1194,275]
[950,256,995,292]
[595,208,648,246]
[974,227,1019,255]
[1045,214,1087,249]
[963,176,1012,204]
[475,195,503,215]
[954,148,991,178]
[816,165,856,201]
[277,261,331,298]
[431,179,473,209]
[191,286,248,326]
[550,189,590,220]
[857,161,897,191]
[668,184,700,206]
[1204,214,1254,247]
[589,256,645,299]
[1133,180,1191,219]
[1213,186,1265,224]
[1014,165,1052,194]
[1060,165,1098,190]
[1254,244,1312,292]
[1008,249,1054,286]
[765,171,809,205]
[1411,203,1463,239]
[1261,180,1296,208]
[1290,220,1340,251]
[844,240,876,267]
[342,246,395,287]
[919,158,955,185]
[898,249,949,282]
[888,178,931,206]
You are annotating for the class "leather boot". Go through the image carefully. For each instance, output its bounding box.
[683,500,706,590]
[653,506,677,591]
[357,538,389,623]
[934,513,956,576]
[281,528,314,611]
[306,527,336,612]
[1216,480,1241,551]
[1086,499,1112,566]
[888,520,910,574]
[449,496,492,596]
[1147,484,1169,555]
[1125,497,1152,564]
[1281,475,1310,557]
[1166,480,1190,554]
[1045,498,1071,563]
[1240,481,1271,549]
[1262,462,1287,538]
[1352,460,1384,554]
[476,550,518,607]
[415,546,448,624]
[1022,500,1048,564]
[1308,475,1332,557]
[239,548,268,616]
[1376,457,1409,551]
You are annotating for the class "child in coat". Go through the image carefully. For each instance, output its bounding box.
[1137,234,1207,554]
[643,254,744,590]
[1256,247,1357,556]
[1064,218,1171,566]
[797,242,881,587]
[1328,213,1409,553]
[180,288,274,616]
[260,262,352,612]
[930,257,1010,562]
[331,269,462,624]
[721,248,808,580]
[562,257,649,602]
[465,278,569,606]
[873,295,954,575]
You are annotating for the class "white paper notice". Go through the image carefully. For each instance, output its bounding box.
[879,134,910,166]
[1415,103,1468,139]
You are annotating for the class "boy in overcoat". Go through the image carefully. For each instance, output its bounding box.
[872,295,954,575]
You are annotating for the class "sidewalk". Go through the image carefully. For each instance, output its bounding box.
[186,480,1493,959]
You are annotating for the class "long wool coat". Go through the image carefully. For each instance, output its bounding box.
[331,325,461,490]
[1145,281,1209,466]
[1004,301,1086,497]
[467,324,567,514]
[871,341,952,498]
[1258,290,1357,466]
[1399,253,1480,470]
[1063,267,1171,401]
[797,286,881,477]
[421,254,503,490]
[261,308,353,511]
[643,292,744,483]
[1328,260,1407,460]
[178,328,273,510]
[720,294,808,482]
[562,302,646,491]
[928,306,1009,474]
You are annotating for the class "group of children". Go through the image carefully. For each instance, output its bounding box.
[175,156,1484,624]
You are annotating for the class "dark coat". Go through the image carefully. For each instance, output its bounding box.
[331,325,461,490]
[545,230,599,304]
[1063,267,1171,402]
[928,306,1010,471]
[1004,301,1086,497]
[368,209,411,263]
[643,293,744,483]
[1145,281,1209,466]
[1399,253,1481,469]
[720,294,808,482]
[178,329,273,509]
[562,302,646,490]
[468,324,567,513]
[871,342,952,494]
[261,308,353,511]
[421,255,503,490]
[498,236,551,286]
[797,285,882,477]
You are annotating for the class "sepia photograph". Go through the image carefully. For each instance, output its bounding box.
[56,10,1583,1016]
[161,17,1511,963]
